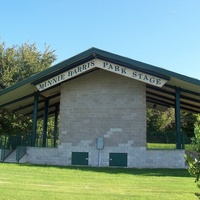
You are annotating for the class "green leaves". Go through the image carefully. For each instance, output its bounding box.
[0,42,56,88]
[147,108,175,132]
[0,41,56,136]
[186,155,200,182]
[189,114,200,152]
[185,114,200,198]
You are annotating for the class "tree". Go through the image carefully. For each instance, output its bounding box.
[147,108,196,144]
[0,42,56,88]
[0,42,56,136]
[185,114,200,199]
[147,108,176,143]
[181,111,196,138]
[147,108,175,132]
[189,114,200,152]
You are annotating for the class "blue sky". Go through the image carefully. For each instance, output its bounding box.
[1,0,200,79]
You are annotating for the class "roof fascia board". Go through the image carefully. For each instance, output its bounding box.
[0,48,96,96]
[95,54,170,80]
[94,48,200,86]
[32,54,95,85]
[35,58,169,92]
[32,53,170,87]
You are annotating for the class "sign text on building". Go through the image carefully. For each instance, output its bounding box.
[36,60,95,91]
[96,59,167,87]
[36,59,167,91]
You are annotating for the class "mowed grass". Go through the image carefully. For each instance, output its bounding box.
[0,163,198,200]
[147,143,194,151]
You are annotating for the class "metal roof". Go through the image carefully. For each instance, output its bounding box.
[0,47,200,118]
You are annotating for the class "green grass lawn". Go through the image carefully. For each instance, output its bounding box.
[147,143,194,151]
[0,163,198,200]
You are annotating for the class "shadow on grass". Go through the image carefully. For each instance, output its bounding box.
[5,162,191,178]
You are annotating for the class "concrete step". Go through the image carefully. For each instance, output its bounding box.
[4,149,17,163]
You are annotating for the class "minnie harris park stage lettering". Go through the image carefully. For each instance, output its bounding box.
[36,59,167,91]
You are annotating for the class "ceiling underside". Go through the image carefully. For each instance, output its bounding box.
[146,84,200,113]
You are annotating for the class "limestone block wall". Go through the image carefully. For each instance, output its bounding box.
[25,147,186,168]
[59,69,146,166]
[26,147,67,165]
[145,149,186,168]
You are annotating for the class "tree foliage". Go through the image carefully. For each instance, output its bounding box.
[0,42,56,136]
[181,111,196,137]
[147,108,196,135]
[0,42,56,88]
[185,114,200,199]
[147,108,175,132]
[0,108,32,135]
[147,107,197,145]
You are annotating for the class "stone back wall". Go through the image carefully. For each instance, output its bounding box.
[59,69,146,150]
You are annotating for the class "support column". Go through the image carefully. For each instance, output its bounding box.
[31,93,39,146]
[175,87,181,149]
[42,99,49,147]
[53,103,59,147]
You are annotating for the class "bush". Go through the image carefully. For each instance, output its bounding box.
[186,123,200,199]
